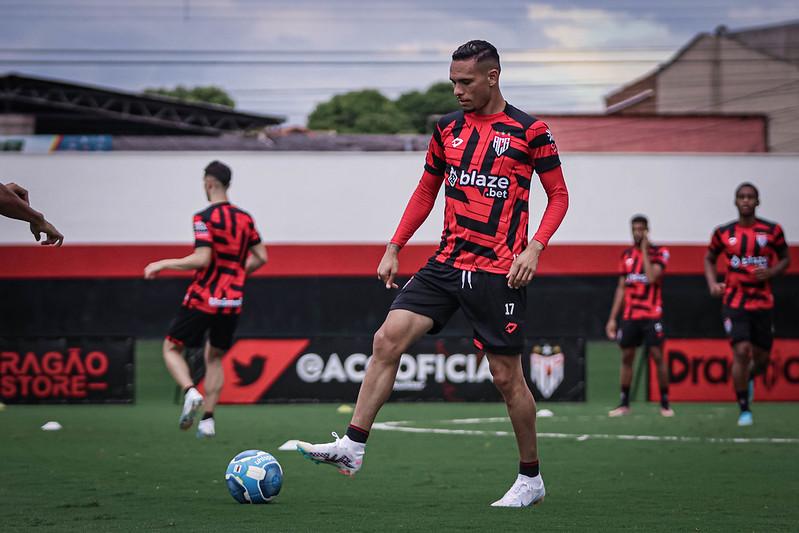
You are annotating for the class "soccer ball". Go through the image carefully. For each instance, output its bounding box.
[225,450,283,504]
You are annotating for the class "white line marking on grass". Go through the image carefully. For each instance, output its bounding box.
[371,418,799,445]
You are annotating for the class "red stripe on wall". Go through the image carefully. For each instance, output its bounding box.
[1,244,797,278]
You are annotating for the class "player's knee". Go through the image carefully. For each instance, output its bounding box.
[488,363,517,394]
[205,346,225,363]
[163,338,182,357]
[492,371,513,393]
[733,343,752,361]
[372,328,402,360]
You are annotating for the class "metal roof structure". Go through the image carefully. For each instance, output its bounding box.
[0,73,284,135]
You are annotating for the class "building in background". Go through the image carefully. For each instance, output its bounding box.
[605,21,799,152]
[0,73,284,151]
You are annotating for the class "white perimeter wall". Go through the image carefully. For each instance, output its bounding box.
[0,152,796,245]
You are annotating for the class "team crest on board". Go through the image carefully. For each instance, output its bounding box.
[756,233,768,247]
[530,344,565,399]
[492,134,511,156]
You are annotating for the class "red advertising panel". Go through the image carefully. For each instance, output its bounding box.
[0,337,134,404]
[649,339,799,402]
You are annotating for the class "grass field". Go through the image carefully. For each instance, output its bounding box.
[2,340,798,532]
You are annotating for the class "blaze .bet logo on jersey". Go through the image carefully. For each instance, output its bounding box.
[447,166,510,198]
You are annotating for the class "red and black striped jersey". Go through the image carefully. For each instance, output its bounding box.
[619,245,669,320]
[424,104,561,273]
[708,218,788,310]
[183,202,261,315]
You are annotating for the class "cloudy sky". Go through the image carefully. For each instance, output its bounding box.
[1,0,798,125]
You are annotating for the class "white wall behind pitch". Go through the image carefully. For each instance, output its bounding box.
[0,152,796,245]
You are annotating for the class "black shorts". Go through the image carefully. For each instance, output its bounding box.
[390,260,526,355]
[166,306,239,350]
[617,319,665,349]
[723,306,774,350]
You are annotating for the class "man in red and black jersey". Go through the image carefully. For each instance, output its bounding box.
[297,41,568,508]
[144,161,267,437]
[606,215,672,418]
[704,182,790,426]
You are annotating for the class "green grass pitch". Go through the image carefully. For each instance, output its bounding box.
[1,340,798,532]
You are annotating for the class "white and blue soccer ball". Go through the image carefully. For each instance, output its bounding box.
[225,450,283,504]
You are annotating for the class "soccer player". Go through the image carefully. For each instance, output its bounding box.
[297,40,569,508]
[0,181,63,245]
[144,161,266,437]
[605,215,673,417]
[704,182,789,426]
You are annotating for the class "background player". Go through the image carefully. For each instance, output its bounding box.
[0,181,63,245]
[606,215,672,417]
[704,182,789,426]
[144,161,266,437]
[297,40,569,508]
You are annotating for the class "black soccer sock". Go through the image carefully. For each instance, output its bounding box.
[346,424,369,444]
[660,387,670,409]
[202,411,214,421]
[736,389,750,413]
[620,386,631,407]
[183,385,195,395]
[519,460,540,478]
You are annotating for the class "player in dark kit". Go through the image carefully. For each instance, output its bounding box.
[144,161,267,437]
[606,215,673,417]
[704,183,789,427]
[297,40,569,508]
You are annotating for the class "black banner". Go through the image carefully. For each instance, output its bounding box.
[0,337,135,404]
[208,336,585,404]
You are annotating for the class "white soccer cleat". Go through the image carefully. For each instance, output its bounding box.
[296,432,365,477]
[660,407,675,417]
[608,406,631,417]
[179,387,203,431]
[196,417,215,438]
[491,474,546,508]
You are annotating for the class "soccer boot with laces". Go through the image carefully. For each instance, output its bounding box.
[491,474,546,508]
[179,387,203,430]
[296,432,365,477]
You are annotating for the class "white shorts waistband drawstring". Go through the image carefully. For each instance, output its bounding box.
[461,270,473,289]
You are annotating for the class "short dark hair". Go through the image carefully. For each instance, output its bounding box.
[204,160,231,187]
[735,182,759,199]
[630,214,648,227]
[452,40,501,70]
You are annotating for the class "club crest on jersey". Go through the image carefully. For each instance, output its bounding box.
[756,233,768,247]
[492,134,510,156]
[625,257,635,267]
[451,137,464,148]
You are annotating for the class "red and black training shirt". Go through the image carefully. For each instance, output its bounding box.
[619,245,670,320]
[708,218,788,311]
[391,104,567,274]
[183,202,261,315]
